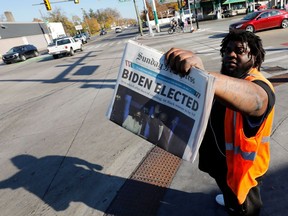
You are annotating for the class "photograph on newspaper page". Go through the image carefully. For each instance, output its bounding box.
[106,40,215,162]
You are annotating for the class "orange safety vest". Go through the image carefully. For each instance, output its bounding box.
[225,68,275,204]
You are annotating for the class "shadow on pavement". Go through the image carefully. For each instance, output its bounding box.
[261,165,288,215]
[209,33,228,39]
[0,153,287,215]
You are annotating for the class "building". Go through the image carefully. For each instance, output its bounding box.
[169,0,287,20]
[0,22,66,56]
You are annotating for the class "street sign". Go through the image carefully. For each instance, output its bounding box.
[75,25,83,30]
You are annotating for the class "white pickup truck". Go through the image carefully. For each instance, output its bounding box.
[47,37,83,59]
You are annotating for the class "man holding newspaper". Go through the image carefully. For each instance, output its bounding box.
[165,30,275,216]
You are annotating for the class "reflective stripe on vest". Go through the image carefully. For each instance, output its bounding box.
[262,136,270,143]
[226,136,270,161]
[226,143,256,161]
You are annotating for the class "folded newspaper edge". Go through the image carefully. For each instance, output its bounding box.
[106,40,215,163]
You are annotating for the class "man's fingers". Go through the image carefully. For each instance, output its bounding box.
[165,48,180,66]
[165,48,205,75]
[166,48,188,68]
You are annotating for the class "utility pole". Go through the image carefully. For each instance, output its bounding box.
[81,8,91,35]
[143,0,154,36]
[151,0,160,32]
[194,0,199,29]
[177,0,184,21]
[133,0,143,36]
[216,0,222,19]
[39,9,52,43]
[187,0,194,32]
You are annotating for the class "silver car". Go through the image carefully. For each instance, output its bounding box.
[73,34,87,44]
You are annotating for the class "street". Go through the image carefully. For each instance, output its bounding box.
[0,18,287,215]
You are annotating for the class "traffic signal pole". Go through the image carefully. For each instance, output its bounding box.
[187,0,194,32]
[193,0,199,29]
[34,0,81,11]
[142,0,154,36]
[133,0,143,36]
[151,0,160,33]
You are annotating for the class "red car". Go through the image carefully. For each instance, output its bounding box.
[229,9,288,33]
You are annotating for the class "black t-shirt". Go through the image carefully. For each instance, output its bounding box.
[198,80,275,178]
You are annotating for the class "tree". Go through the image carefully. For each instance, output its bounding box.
[71,15,81,25]
[87,8,121,29]
[86,18,100,33]
[42,6,136,36]
[32,18,43,22]
[142,0,178,21]
[43,7,76,36]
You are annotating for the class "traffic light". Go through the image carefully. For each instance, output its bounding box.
[74,0,80,4]
[43,0,52,11]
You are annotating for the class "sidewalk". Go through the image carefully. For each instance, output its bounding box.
[136,28,195,40]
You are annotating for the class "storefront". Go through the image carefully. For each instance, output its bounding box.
[223,0,248,14]
[200,0,217,19]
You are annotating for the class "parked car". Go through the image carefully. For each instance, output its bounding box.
[222,9,237,17]
[255,3,267,10]
[2,44,39,64]
[115,27,122,33]
[73,34,87,44]
[229,9,288,33]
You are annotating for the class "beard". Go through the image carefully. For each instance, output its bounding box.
[221,58,254,78]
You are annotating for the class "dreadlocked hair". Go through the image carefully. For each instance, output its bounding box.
[220,30,265,70]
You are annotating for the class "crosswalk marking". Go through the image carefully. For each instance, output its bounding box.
[264,46,287,56]
[263,55,288,63]
[109,41,116,46]
[264,46,274,50]
[87,40,129,50]
[85,33,287,69]
[211,55,221,60]
[195,47,220,54]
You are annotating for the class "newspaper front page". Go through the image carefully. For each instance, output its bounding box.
[107,40,215,162]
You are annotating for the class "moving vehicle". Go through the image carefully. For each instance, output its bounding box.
[47,37,83,59]
[48,36,69,47]
[82,32,91,40]
[2,44,39,64]
[73,33,87,44]
[100,29,107,36]
[229,9,288,33]
[115,27,122,33]
[255,3,267,10]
